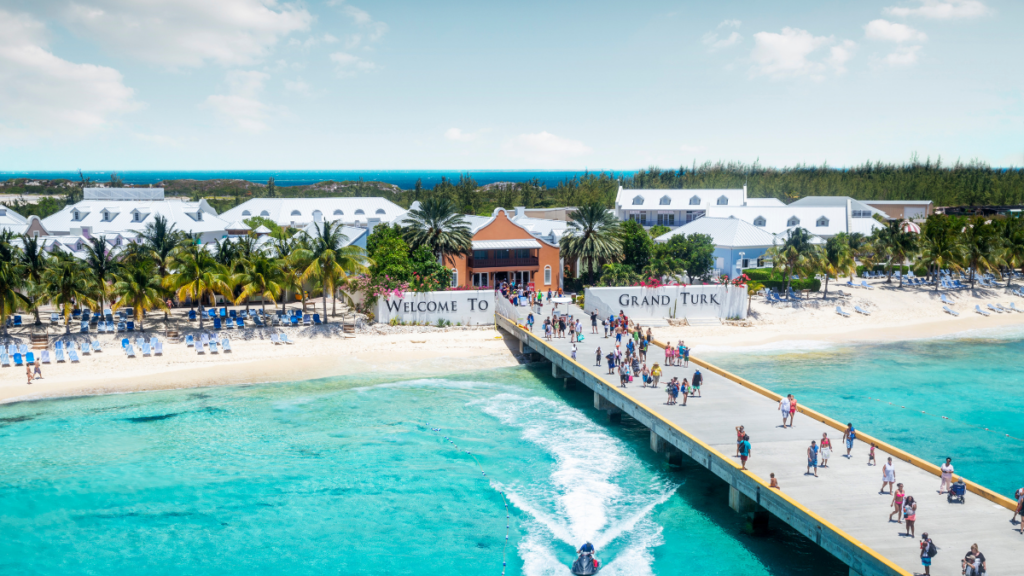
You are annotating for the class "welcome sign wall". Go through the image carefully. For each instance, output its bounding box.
[376,290,495,325]
[584,285,747,320]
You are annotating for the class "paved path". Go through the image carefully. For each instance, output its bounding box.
[511,301,1019,576]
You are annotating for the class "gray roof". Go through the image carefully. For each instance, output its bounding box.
[788,196,883,215]
[862,200,933,205]
[655,217,778,248]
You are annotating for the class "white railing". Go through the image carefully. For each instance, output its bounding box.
[494,294,522,324]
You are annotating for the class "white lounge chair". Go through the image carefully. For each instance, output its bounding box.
[0,352,9,367]
[154,341,163,355]
[142,342,152,356]
[986,304,1002,314]
[835,306,850,318]
[855,306,871,315]
[69,349,80,362]
[975,305,990,317]
[126,345,136,358]
[270,334,281,345]
[280,333,294,344]
[80,342,91,355]
[92,340,101,353]
[943,306,959,316]
[221,338,232,353]
[40,350,51,363]
[210,341,219,354]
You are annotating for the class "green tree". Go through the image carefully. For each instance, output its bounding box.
[997,216,1024,287]
[0,232,30,334]
[39,253,97,333]
[455,173,479,214]
[163,245,233,328]
[619,219,654,273]
[234,253,284,313]
[559,204,623,285]
[919,215,964,290]
[872,220,919,286]
[820,233,855,298]
[844,232,871,281]
[111,259,169,331]
[402,197,473,266]
[303,220,370,317]
[409,245,453,290]
[598,263,641,287]
[370,235,412,282]
[366,223,404,257]
[17,234,48,325]
[766,228,817,293]
[647,225,671,240]
[83,236,118,312]
[959,217,1002,289]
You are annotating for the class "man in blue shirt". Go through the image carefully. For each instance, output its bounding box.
[578,542,595,554]
[739,435,751,470]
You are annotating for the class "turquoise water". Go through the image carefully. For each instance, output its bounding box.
[0,366,842,576]
[701,329,1024,499]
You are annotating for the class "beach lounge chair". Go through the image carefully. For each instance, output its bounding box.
[92,340,101,353]
[72,309,82,320]
[860,281,873,289]
[50,312,59,323]
[135,337,145,350]
[105,312,113,323]
[0,351,8,367]
[121,338,130,351]
[13,353,23,366]
[280,333,294,344]
[95,322,104,334]
[213,317,222,330]
[142,342,152,356]
[940,294,954,305]
[80,342,90,355]
[975,305,990,316]
[209,341,219,354]
[7,344,15,357]
[126,321,135,332]
[835,306,850,317]
[270,334,281,345]
[188,310,197,321]
[201,334,210,348]
[313,313,322,325]
[229,310,237,320]
[19,344,28,355]
[987,304,1002,314]
[106,321,114,332]
[290,316,300,326]
[219,307,227,318]
[185,334,195,347]
[254,315,265,327]
[236,318,244,329]
[221,338,232,352]
[154,341,163,355]
[55,348,65,363]
[40,350,50,364]
[80,321,89,333]
[125,344,135,358]
[150,336,159,347]
[118,310,127,321]
[224,317,233,330]
[69,349,80,362]
[303,314,311,326]
[25,351,34,364]
[1010,302,1022,313]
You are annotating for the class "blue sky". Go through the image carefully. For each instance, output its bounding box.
[0,0,1019,170]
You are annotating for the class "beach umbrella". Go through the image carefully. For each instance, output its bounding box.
[901,221,921,234]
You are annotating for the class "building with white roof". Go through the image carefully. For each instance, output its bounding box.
[615,186,750,227]
[41,188,229,244]
[219,197,407,230]
[654,217,781,278]
[0,205,29,235]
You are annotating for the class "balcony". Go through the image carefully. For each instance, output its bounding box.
[469,256,539,269]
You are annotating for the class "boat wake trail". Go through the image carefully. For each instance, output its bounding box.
[476,393,678,576]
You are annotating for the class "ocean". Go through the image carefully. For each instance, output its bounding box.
[0,170,634,190]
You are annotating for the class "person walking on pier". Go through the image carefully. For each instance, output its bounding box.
[680,378,690,406]
[806,440,819,477]
[571,342,577,361]
[939,457,955,494]
[919,533,936,575]
[595,347,602,367]
[890,483,905,524]
[739,434,751,470]
[881,457,896,494]
[591,311,598,334]
[1013,487,1024,532]
[819,433,832,467]
[902,495,917,537]
[736,426,745,456]
[527,313,534,332]
[843,423,856,458]
[787,394,798,427]
[651,363,662,389]
[691,370,703,397]
[778,395,791,428]
[606,352,616,375]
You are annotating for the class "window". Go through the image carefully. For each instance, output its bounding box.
[242,210,251,216]
[659,195,671,206]
[472,250,488,259]
[451,269,458,287]
[132,212,142,222]
[375,209,386,214]
[689,195,701,205]
[333,209,344,215]
[754,216,766,227]
[101,210,113,222]
[787,216,800,227]
[667,214,674,226]
[639,212,647,225]
[290,210,301,216]
[513,249,531,258]
[355,209,365,215]
[816,216,829,227]
[852,210,872,218]
[32,231,39,239]
[717,195,729,205]
[495,250,509,259]
[312,210,322,220]
[544,265,552,285]
[260,210,270,217]
[631,195,644,205]
[72,210,81,221]
[657,213,664,226]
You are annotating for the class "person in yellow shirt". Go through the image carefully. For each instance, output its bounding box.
[651,363,662,388]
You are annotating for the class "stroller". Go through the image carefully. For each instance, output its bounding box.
[947,479,966,504]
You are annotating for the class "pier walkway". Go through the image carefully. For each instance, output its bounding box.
[497,301,1020,576]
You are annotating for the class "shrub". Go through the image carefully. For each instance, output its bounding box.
[855,264,929,277]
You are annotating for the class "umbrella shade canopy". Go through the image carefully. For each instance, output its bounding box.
[901,221,922,233]
[551,297,573,303]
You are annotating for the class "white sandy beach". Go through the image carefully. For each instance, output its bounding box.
[3,277,1024,403]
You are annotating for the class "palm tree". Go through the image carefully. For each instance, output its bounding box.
[560,204,623,285]
[766,228,817,294]
[163,245,232,328]
[873,220,919,287]
[136,214,183,279]
[302,220,370,317]
[234,253,283,313]
[83,236,118,313]
[402,197,472,267]
[819,233,855,298]
[997,216,1024,287]
[111,260,169,331]
[17,234,48,325]
[844,232,871,282]
[0,232,30,335]
[38,253,97,333]
[960,217,1002,289]
[919,216,965,290]
[746,281,764,315]
[278,249,313,315]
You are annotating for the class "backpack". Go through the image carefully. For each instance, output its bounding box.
[926,541,937,558]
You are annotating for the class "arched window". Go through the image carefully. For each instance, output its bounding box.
[260,210,270,217]
[816,216,829,227]
[355,209,365,215]
[290,210,301,216]
[659,195,671,205]
[787,216,800,227]
[242,210,251,216]
[375,209,386,214]
[689,195,701,205]
[717,195,729,205]
[450,269,458,288]
[544,265,552,285]
[333,209,343,215]
[754,216,766,227]
[631,195,644,206]
[312,210,323,221]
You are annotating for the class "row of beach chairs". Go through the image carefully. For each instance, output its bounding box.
[183,334,235,354]
[0,340,100,366]
[187,310,323,328]
[120,336,164,358]
[835,305,871,318]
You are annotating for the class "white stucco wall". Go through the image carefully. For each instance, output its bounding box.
[376,290,495,325]
[584,285,747,320]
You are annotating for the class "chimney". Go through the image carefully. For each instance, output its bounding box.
[515,206,526,218]
[742,185,748,205]
[81,226,92,239]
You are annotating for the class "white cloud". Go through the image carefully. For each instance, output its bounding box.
[203,70,271,133]
[333,2,388,51]
[330,52,375,75]
[750,27,854,79]
[864,19,927,42]
[884,45,923,65]
[703,20,743,51]
[284,79,311,95]
[718,19,742,29]
[884,0,988,19]
[444,128,479,142]
[58,0,312,67]
[502,132,592,165]
[0,10,136,138]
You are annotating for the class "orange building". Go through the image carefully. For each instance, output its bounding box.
[446,208,562,290]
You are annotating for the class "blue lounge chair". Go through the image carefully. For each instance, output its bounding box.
[975,305,990,316]
[126,344,136,358]
[229,310,237,319]
[845,280,856,288]
[219,307,227,318]
[940,294,954,305]
[313,314,322,325]
[154,341,163,355]
[92,340,101,353]
[126,321,134,332]
[142,342,152,356]
[855,306,871,315]
[106,321,115,332]
[213,317,222,330]
[80,321,88,333]
[290,316,299,326]
[188,310,197,321]
[80,342,90,355]
[25,351,34,364]
[72,309,82,320]
[54,341,63,351]
[303,314,311,325]
[221,338,232,352]
[82,310,91,322]
[19,344,27,355]
[185,334,195,347]
[105,313,113,322]
[201,334,210,348]
[0,351,8,367]
[13,353,23,366]
[254,315,265,327]
[209,341,219,354]
[1009,302,1022,313]
[11,315,21,327]
[121,338,130,351]
[280,333,294,344]
[40,350,51,363]
[55,348,65,363]
[234,318,243,329]
[69,349,80,362]
[50,312,59,323]
[835,306,850,317]
[860,281,873,289]
[270,334,281,345]
[150,336,159,347]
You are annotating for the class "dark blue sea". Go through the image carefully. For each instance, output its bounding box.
[0,170,632,189]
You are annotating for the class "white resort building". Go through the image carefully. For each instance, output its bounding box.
[219,198,407,231]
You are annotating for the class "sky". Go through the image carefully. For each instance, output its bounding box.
[0,0,1020,171]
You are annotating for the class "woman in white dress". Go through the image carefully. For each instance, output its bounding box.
[880,457,896,494]
[820,432,833,467]
[939,457,954,494]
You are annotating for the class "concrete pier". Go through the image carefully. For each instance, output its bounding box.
[497,303,1019,576]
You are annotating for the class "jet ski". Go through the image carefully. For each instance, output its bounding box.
[571,552,600,575]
